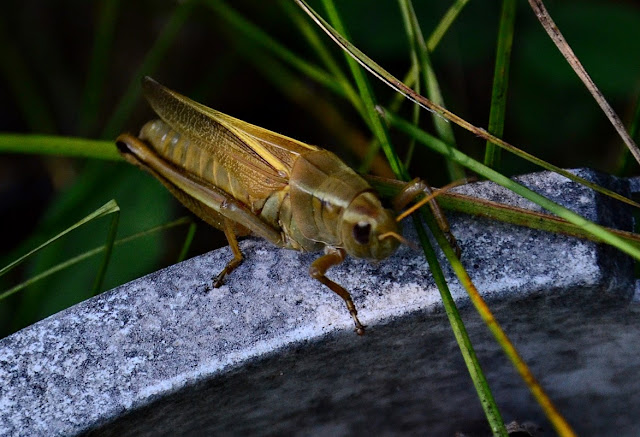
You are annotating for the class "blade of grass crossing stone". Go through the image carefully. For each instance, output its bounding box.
[317,2,508,434]
[425,206,577,437]
[382,109,640,261]
[412,212,508,437]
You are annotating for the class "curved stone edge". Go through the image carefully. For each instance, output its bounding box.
[0,168,634,436]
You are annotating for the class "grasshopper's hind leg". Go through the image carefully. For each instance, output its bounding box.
[309,247,365,335]
[213,218,244,288]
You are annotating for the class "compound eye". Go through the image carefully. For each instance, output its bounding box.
[352,222,371,245]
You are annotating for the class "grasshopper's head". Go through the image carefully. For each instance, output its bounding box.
[341,191,401,260]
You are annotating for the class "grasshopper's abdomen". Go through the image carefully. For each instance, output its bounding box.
[139,120,258,211]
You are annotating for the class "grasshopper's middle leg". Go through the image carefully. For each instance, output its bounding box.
[213,217,244,288]
[309,247,366,335]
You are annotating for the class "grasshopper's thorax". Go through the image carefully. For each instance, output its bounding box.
[287,150,401,260]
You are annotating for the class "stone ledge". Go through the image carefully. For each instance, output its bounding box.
[0,169,636,436]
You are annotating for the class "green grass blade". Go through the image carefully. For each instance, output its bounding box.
[0,250,103,302]
[291,3,640,209]
[0,200,120,279]
[208,2,383,171]
[382,108,640,261]
[439,192,640,246]
[398,0,465,179]
[424,203,576,436]
[204,0,350,103]
[427,0,471,52]
[319,0,404,178]
[278,0,364,118]
[474,135,640,208]
[413,213,508,437]
[113,217,193,246]
[615,92,640,175]
[101,0,197,139]
[389,0,473,114]
[177,221,197,263]
[380,66,423,172]
[0,134,122,160]
[405,64,420,168]
[0,217,193,301]
[397,0,422,168]
[484,0,517,169]
[316,2,507,433]
[77,0,122,136]
[92,210,119,295]
[388,66,418,112]
[369,176,640,247]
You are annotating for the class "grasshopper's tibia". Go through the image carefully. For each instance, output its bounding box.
[309,247,366,335]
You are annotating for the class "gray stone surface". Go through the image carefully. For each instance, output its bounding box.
[0,169,637,436]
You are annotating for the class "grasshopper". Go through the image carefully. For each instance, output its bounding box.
[117,77,454,335]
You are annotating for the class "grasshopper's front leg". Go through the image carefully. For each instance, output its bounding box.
[309,247,366,335]
[393,177,461,257]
